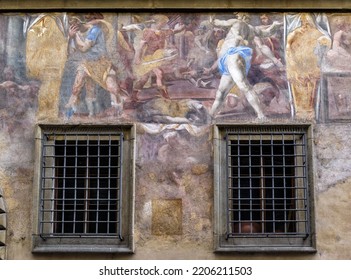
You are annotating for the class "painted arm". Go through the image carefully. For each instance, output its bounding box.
[254,36,283,67]
[211,17,237,27]
[203,59,218,75]
[194,34,210,53]
[331,30,350,57]
[134,39,147,64]
[173,22,185,34]
[74,33,94,52]
[255,21,283,38]
[332,30,345,49]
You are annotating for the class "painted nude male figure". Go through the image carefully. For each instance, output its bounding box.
[209,13,283,119]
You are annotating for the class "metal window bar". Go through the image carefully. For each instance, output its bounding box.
[225,133,231,238]
[225,127,309,239]
[39,130,124,240]
[39,134,47,237]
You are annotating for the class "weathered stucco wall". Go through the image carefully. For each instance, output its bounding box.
[2,123,351,260]
[0,2,351,259]
[314,124,351,259]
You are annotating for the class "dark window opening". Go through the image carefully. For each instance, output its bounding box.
[39,132,123,238]
[226,131,309,238]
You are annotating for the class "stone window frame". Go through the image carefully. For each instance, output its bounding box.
[32,124,136,254]
[213,124,316,253]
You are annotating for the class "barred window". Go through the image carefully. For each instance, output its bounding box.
[32,125,135,253]
[214,125,316,253]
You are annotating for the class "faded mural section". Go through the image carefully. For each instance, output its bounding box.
[0,12,351,259]
[135,124,213,258]
[18,12,351,123]
[2,12,351,125]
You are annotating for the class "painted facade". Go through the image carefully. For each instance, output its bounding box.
[4,12,351,124]
[0,10,351,259]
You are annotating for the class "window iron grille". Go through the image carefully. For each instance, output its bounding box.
[39,130,124,240]
[224,127,310,240]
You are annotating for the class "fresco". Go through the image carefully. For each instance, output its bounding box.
[1,12,351,128]
[320,15,351,122]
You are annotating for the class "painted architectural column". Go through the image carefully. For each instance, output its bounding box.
[6,17,26,80]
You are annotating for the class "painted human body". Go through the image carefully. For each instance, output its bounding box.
[286,14,330,118]
[132,15,184,101]
[209,14,283,119]
[65,14,125,117]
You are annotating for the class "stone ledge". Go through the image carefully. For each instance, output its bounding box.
[0,0,350,10]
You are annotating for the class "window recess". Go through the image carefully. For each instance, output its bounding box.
[40,131,123,239]
[32,125,135,253]
[214,125,315,253]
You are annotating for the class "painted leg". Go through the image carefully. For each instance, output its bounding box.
[65,68,86,118]
[243,88,265,119]
[85,78,96,117]
[227,54,265,119]
[106,74,124,116]
[153,68,170,99]
[209,74,234,117]
[132,74,149,102]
